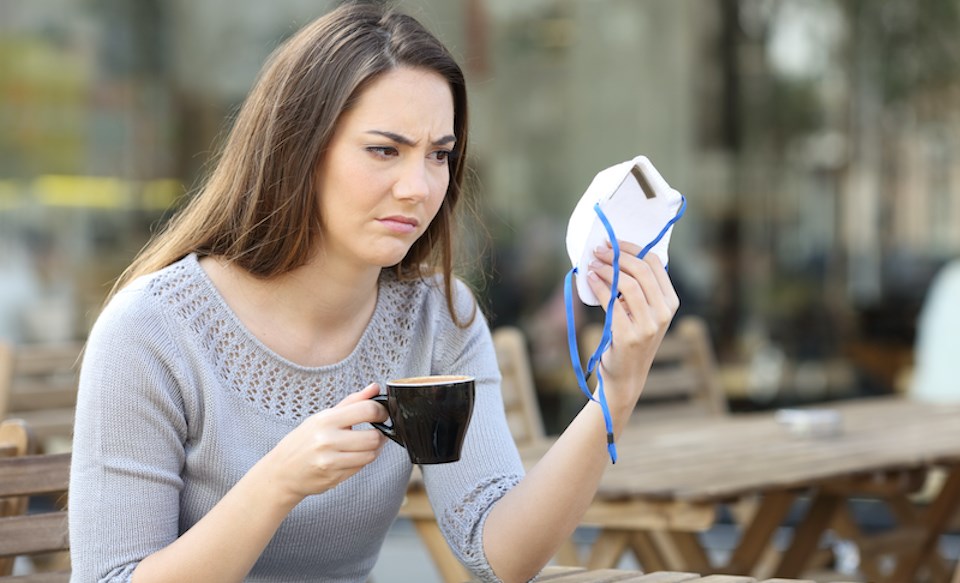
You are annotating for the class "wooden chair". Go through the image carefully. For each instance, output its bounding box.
[579,314,728,421]
[0,419,33,577]
[0,419,71,582]
[0,341,83,452]
[491,326,547,448]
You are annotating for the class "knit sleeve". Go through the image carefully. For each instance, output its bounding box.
[69,280,192,582]
[420,278,526,583]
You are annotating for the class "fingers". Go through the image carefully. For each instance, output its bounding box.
[615,251,678,323]
[336,382,381,407]
[585,270,636,339]
[324,383,389,427]
[587,244,678,325]
[318,450,382,471]
[314,423,386,454]
[605,241,678,306]
[267,383,391,500]
[299,402,386,468]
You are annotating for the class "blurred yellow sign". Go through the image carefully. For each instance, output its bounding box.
[0,175,185,210]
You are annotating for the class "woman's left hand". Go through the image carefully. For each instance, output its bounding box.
[585,240,680,412]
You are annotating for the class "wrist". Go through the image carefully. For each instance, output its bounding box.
[245,454,305,514]
[593,364,644,411]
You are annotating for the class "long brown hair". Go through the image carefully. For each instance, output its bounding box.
[111,1,473,324]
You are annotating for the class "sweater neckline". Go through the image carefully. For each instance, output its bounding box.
[180,253,390,373]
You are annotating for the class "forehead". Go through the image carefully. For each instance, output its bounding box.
[339,67,455,136]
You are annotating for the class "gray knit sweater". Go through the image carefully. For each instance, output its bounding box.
[69,254,525,582]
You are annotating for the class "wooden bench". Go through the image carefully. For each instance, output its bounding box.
[0,419,32,577]
[0,419,71,582]
[474,565,863,582]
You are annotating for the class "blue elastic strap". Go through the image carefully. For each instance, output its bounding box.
[563,195,687,464]
[637,195,687,264]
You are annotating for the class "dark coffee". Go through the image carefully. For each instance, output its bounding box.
[371,375,475,464]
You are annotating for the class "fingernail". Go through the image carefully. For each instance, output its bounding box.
[594,245,609,256]
[587,270,600,281]
[589,259,602,269]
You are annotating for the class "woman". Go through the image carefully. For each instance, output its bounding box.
[68,3,679,582]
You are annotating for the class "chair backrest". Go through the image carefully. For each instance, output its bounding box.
[0,341,83,450]
[0,419,71,582]
[0,419,33,576]
[491,326,546,447]
[579,315,727,420]
[0,345,13,431]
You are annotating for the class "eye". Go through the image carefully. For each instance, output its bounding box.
[366,146,398,159]
[430,149,453,164]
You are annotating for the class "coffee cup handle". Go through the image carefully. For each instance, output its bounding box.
[370,395,405,448]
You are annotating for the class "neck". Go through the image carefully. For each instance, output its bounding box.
[200,254,382,366]
[283,257,382,327]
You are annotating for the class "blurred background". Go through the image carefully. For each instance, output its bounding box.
[2,0,959,430]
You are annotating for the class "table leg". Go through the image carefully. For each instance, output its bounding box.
[411,518,469,583]
[586,530,630,569]
[725,490,796,575]
[891,464,960,582]
[627,531,669,572]
[879,490,950,581]
[830,502,887,583]
[774,490,842,578]
[663,531,711,573]
[555,538,583,566]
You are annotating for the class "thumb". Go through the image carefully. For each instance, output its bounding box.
[335,383,381,408]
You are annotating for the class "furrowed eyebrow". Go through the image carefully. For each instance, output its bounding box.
[365,130,456,147]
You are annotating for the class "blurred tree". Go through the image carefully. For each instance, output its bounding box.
[846,0,960,109]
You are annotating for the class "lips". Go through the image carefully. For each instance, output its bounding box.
[378,215,420,234]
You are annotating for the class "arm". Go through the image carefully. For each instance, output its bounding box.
[483,241,679,583]
[132,384,386,583]
[70,287,388,583]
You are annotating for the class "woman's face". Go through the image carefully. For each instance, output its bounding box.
[315,66,455,271]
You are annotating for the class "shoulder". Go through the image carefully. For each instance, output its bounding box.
[95,257,193,327]
[86,256,200,362]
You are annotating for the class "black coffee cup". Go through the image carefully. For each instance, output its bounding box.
[371,375,475,464]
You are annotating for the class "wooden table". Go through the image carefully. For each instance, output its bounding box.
[514,566,861,582]
[403,397,960,582]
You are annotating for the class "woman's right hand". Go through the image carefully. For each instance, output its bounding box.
[256,383,388,506]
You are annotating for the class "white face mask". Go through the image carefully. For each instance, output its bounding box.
[565,155,685,305]
[561,155,686,464]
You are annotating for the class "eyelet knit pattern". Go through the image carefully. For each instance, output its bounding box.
[147,259,423,423]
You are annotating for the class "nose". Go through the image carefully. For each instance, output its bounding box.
[393,159,430,202]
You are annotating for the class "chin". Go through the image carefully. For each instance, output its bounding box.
[367,249,414,269]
